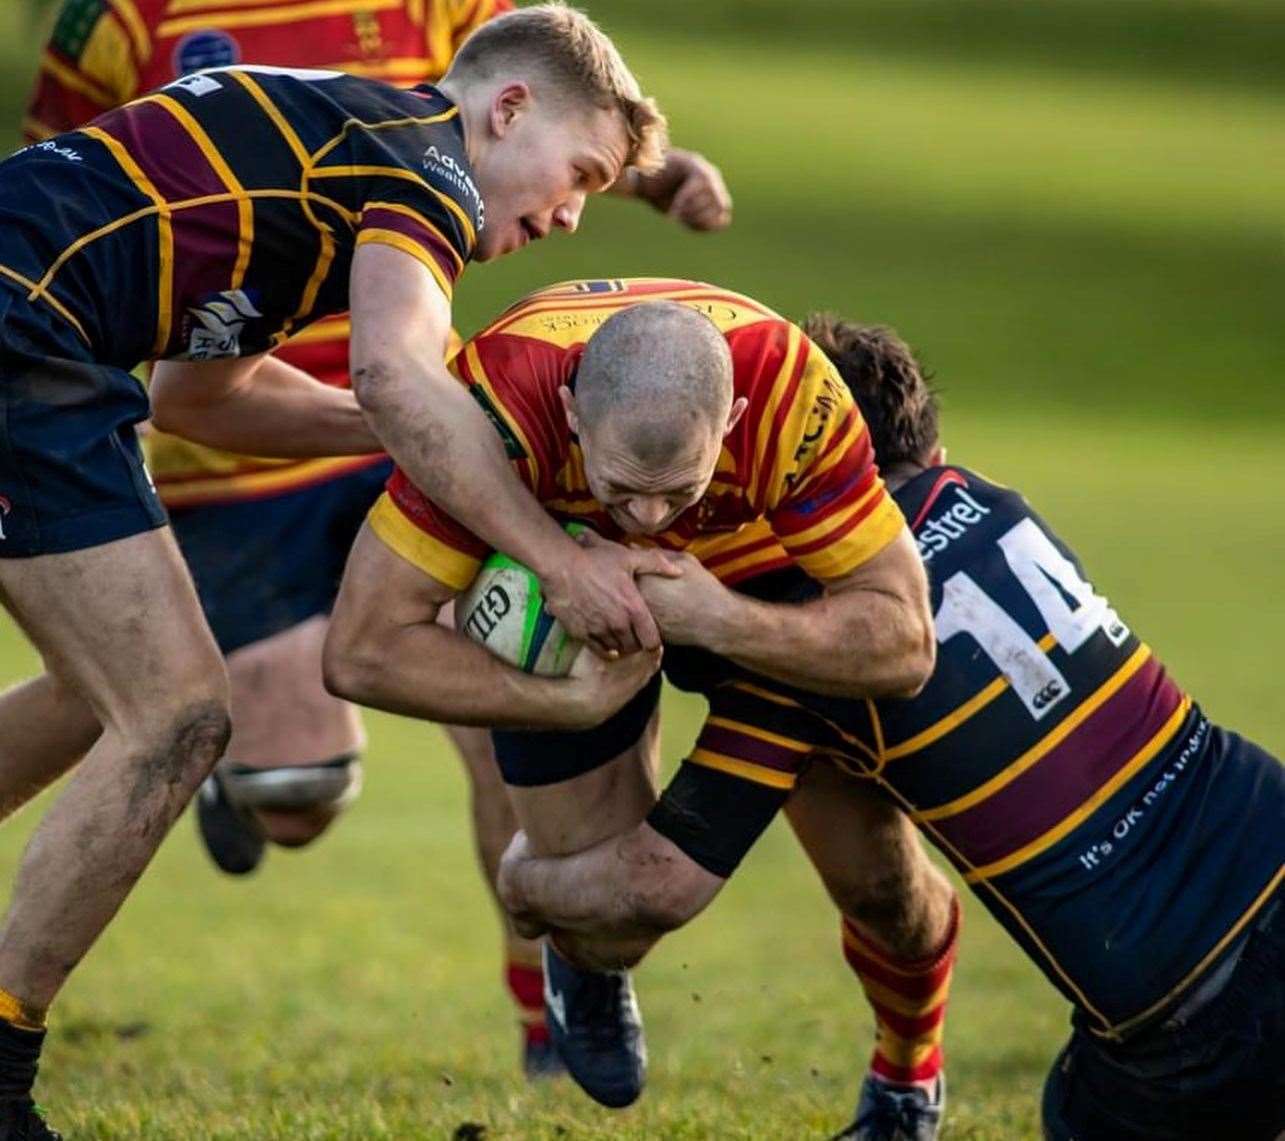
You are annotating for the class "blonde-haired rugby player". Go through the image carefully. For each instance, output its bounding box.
[0,9,674,1134]
[22,0,731,1077]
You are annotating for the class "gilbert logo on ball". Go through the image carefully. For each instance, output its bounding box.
[456,523,587,677]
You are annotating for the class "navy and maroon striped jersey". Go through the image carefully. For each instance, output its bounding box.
[670,463,1283,1033]
[0,66,476,368]
[791,465,1284,1036]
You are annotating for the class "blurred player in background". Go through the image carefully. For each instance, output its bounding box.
[0,8,675,1134]
[500,319,1285,1141]
[324,278,949,1118]
[22,0,731,1080]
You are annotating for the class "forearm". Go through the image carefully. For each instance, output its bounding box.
[325,617,588,730]
[352,359,574,579]
[151,357,381,457]
[504,825,714,938]
[705,585,932,698]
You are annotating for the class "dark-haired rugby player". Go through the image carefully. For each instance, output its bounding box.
[323,278,947,1113]
[500,318,1285,1140]
[21,0,732,1078]
[0,10,674,1135]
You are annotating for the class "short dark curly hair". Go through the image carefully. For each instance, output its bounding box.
[802,314,939,468]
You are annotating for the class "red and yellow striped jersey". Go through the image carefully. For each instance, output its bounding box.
[24,0,509,507]
[371,278,907,590]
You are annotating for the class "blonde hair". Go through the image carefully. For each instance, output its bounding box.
[446,3,668,173]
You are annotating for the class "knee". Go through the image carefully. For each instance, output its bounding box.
[126,697,232,811]
[826,847,939,932]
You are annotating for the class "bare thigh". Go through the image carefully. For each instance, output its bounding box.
[0,528,226,728]
[223,614,364,764]
[505,709,661,858]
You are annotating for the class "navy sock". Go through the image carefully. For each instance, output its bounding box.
[0,1019,44,1102]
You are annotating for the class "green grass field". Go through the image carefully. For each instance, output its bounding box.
[0,2,1281,1136]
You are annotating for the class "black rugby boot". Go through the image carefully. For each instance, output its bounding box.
[543,942,646,1108]
[195,769,266,875]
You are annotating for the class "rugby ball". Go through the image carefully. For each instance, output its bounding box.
[455,527,585,677]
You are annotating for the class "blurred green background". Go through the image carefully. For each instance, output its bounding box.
[0,2,1281,1137]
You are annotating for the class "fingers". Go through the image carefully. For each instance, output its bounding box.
[627,590,663,651]
[667,158,733,231]
[629,547,684,578]
[669,184,733,231]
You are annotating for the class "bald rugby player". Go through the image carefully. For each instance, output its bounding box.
[500,319,1285,1140]
[324,278,943,1111]
[23,0,731,1077]
[0,9,672,1135]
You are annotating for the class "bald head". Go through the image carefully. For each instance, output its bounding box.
[564,300,744,535]
[575,301,733,463]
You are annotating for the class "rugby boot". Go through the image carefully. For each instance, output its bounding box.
[542,943,646,1108]
[830,1074,945,1141]
[195,770,266,875]
[0,1100,61,1140]
[521,1033,567,1080]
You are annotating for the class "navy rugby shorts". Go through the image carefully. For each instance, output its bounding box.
[168,458,393,655]
[1042,884,1285,1140]
[0,285,164,557]
[492,568,826,788]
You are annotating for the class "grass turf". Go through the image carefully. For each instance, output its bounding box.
[0,2,1281,1136]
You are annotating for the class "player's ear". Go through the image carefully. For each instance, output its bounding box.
[558,385,580,433]
[489,81,532,137]
[723,396,749,437]
[930,443,946,465]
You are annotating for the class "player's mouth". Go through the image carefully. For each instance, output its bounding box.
[519,217,544,246]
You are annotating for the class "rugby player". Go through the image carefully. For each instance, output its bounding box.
[0,10,672,1135]
[323,278,948,1112]
[22,0,732,1078]
[499,318,1285,1139]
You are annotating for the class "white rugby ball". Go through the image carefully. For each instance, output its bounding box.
[455,531,585,677]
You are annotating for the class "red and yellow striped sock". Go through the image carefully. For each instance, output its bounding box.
[840,897,959,1088]
[505,951,549,1047]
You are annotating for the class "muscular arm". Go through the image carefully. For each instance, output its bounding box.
[642,528,934,698]
[499,821,725,946]
[348,245,670,653]
[322,525,657,729]
[149,353,381,457]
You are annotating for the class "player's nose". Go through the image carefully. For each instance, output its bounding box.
[625,496,669,532]
[553,193,585,233]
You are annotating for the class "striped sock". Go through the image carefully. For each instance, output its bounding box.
[840,898,959,1089]
[505,953,550,1047]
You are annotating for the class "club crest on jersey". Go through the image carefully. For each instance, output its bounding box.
[0,495,11,540]
[173,29,241,77]
[182,290,263,361]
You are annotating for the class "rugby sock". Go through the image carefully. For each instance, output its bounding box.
[840,897,959,1090]
[0,989,46,1102]
[505,951,550,1047]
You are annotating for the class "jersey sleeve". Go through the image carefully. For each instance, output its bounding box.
[647,681,840,876]
[351,123,479,302]
[766,338,907,581]
[367,467,490,592]
[365,328,566,589]
[25,0,149,140]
